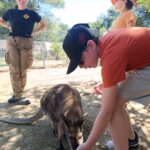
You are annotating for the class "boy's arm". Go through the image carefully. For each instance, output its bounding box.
[0,17,11,31]
[85,85,118,149]
[32,20,46,36]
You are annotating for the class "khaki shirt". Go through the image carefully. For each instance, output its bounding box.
[111,10,137,30]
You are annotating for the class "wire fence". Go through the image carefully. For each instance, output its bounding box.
[0,40,68,69]
[0,49,5,67]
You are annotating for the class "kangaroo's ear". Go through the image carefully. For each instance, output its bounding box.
[78,112,88,127]
[57,120,67,138]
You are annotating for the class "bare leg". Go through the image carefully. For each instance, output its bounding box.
[122,105,135,140]
[108,99,129,150]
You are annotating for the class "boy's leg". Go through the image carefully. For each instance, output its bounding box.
[122,105,135,140]
[107,103,137,150]
[108,99,129,150]
[108,67,150,149]
[107,67,150,150]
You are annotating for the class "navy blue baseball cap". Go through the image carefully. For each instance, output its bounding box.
[63,23,95,74]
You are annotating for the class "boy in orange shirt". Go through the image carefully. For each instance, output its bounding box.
[94,1,138,149]
[63,24,150,150]
[94,0,137,95]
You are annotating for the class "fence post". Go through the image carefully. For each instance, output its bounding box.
[42,41,46,68]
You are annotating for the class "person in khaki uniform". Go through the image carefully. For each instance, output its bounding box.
[0,0,46,105]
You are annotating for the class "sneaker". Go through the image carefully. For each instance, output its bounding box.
[128,131,139,150]
[8,95,31,105]
[106,131,139,150]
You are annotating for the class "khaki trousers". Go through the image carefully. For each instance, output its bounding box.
[5,36,33,99]
[118,66,150,106]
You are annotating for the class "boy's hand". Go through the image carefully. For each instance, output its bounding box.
[8,25,12,32]
[76,143,92,150]
[93,83,103,95]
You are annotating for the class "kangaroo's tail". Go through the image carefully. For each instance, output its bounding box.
[0,108,43,125]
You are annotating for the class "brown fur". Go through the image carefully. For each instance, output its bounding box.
[41,84,85,150]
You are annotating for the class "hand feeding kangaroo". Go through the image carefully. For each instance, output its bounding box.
[0,84,87,150]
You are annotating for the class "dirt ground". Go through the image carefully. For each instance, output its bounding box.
[0,61,150,150]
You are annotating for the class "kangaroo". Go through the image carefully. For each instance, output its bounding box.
[0,84,86,150]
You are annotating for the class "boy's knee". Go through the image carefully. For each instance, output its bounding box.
[117,97,128,107]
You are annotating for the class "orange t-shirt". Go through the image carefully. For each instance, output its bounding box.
[111,10,137,30]
[100,27,150,88]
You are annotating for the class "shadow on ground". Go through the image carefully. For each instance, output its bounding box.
[0,81,150,150]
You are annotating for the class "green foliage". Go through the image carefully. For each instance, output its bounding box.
[90,8,117,36]
[50,42,66,60]
[138,0,150,11]
[45,19,68,42]
[0,0,68,42]
[91,2,150,36]
[0,0,65,13]
[34,16,69,42]
[0,26,9,39]
[135,6,150,27]
[0,2,5,10]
